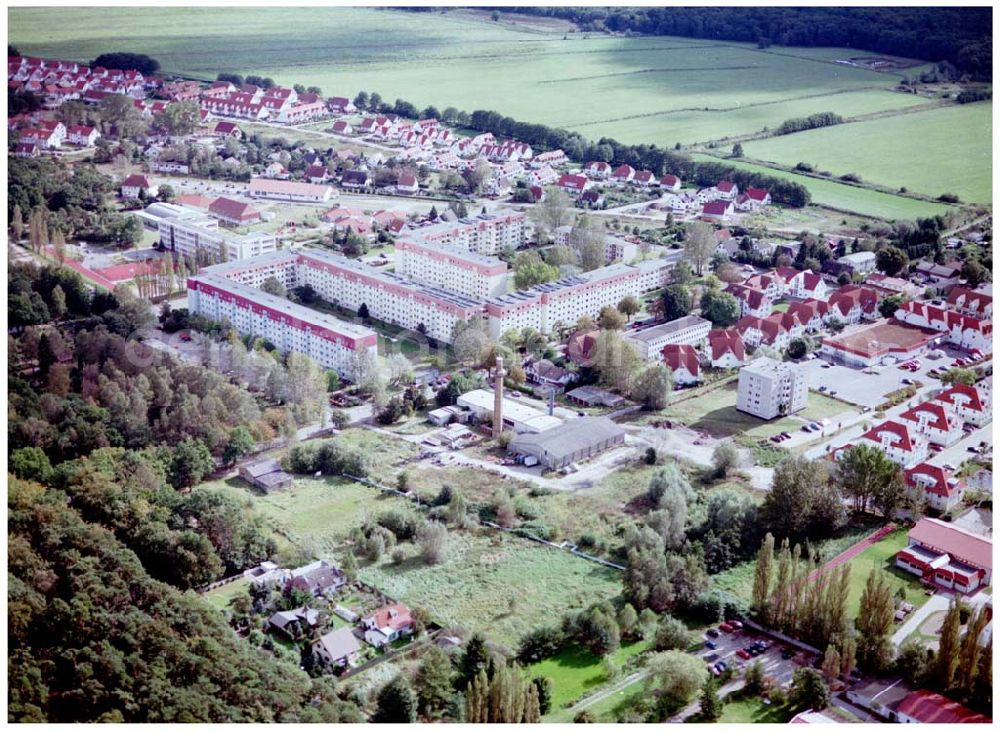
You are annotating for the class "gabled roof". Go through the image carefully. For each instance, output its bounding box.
[660,174,680,186]
[304,164,327,179]
[557,173,588,190]
[363,602,413,632]
[313,627,360,660]
[745,187,769,201]
[716,180,736,192]
[904,463,961,498]
[909,518,992,570]
[209,196,258,221]
[342,170,368,185]
[933,383,986,413]
[708,328,745,362]
[860,420,915,452]
[122,174,151,188]
[612,164,635,178]
[896,690,991,724]
[703,200,732,216]
[214,121,240,134]
[899,401,953,432]
[661,343,700,376]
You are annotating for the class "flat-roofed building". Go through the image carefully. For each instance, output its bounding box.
[248,177,335,203]
[395,237,508,299]
[186,273,377,380]
[624,315,711,360]
[407,212,526,255]
[456,389,562,434]
[158,212,277,262]
[736,357,807,419]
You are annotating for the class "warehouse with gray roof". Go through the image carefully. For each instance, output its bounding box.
[506,416,626,469]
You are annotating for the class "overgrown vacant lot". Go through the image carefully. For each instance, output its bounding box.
[358,529,622,649]
[11,6,931,146]
[744,102,993,203]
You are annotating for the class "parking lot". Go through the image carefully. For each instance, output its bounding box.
[801,355,947,407]
[699,623,817,689]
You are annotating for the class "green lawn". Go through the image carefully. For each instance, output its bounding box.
[357,530,622,648]
[841,527,929,617]
[743,102,992,204]
[203,577,251,611]
[650,381,854,441]
[690,154,956,220]
[718,695,793,724]
[11,7,935,148]
[528,640,651,716]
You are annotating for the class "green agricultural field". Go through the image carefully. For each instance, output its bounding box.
[690,154,956,220]
[358,530,622,648]
[743,102,993,203]
[10,6,938,147]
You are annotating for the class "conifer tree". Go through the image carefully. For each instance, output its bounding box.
[752,533,774,621]
[933,598,961,690]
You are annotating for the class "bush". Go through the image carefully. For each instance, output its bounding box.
[517,626,567,664]
[377,510,422,541]
[654,615,692,651]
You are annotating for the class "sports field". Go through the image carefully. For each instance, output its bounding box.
[9,6,946,148]
[743,102,993,203]
[690,155,956,221]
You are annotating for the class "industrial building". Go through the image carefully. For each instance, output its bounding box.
[507,416,625,469]
[455,389,562,434]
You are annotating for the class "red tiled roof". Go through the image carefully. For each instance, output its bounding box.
[947,286,992,316]
[612,164,635,178]
[905,463,960,498]
[703,201,731,216]
[934,383,986,413]
[708,328,745,362]
[174,194,214,209]
[745,187,769,201]
[304,164,327,179]
[897,690,991,724]
[717,180,735,192]
[557,173,588,191]
[661,344,700,377]
[122,174,150,188]
[660,174,679,187]
[209,196,259,222]
[909,517,992,571]
[829,285,878,317]
[860,420,914,452]
[899,401,953,432]
[365,603,412,632]
[214,121,239,134]
[585,161,610,171]
[634,170,654,183]
[93,261,161,282]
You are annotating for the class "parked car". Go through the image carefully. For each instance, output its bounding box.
[818,385,828,392]
[719,623,734,633]
[781,649,795,660]
[705,640,718,650]
[736,649,752,659]
[706,629,721,638]
[728,620,744,630]
[943,463,956,471]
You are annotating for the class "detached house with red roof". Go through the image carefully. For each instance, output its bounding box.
[396,171,419,195]
[857,420,928,468]
[611,164,635,183]
[584,161,611,179]
[557,173,590,194]
[702,200,734,222]
[67,124,100,147]
[208,197,262,228]
[785,299,830,332]
[213,120,242,139]
[121,174,157,200]
[933,383,991,428]
[735,187,771,212]
[782,269,830,301]
[708,329,746,368]
[633,170,656,187]
[361,603,414,648]
[896,517,992,593]
[660,174,681,193]
[905,463,964,512]
[661,344,701,386]
[899,401,963,446]
[714,180,738,200]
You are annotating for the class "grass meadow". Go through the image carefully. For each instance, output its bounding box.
[743,102,993,203]
[10,6,947,148]
[690,154,957,221]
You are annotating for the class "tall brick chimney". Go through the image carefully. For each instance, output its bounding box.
[493,355,506,439]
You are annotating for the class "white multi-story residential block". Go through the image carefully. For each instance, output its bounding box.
[624,315,711,361]
[186,274,377,379]
[406,212,526,256]
[394,237,508,299]
[736,357,807,419]
[157,213,277,262]
[485,255,680,338]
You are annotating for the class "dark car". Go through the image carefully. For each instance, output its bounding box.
[705,640,718,650]
[781,649,795,659]
[706,628,721,638]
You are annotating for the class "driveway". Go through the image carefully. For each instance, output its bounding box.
[891,592,949,648]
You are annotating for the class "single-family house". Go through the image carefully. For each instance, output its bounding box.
[213,120,242,139]
[361,603,415,647]
[67,124,100,146]
[14,142,39,158]
[557,173,590,194]
[659,174,681,193]
[932,383,991,428]
[526,359,578,391]
[611,164,635,183]
[899,401,963,446]
[584,161,611,179]
[120,174,157,200]
[708,329,746,368]
[905,463,964,513]
[396,172,419,195]
[288,559,347,597]
[311,627,361,668]
[702,200,734,222]
[304,164,329,184]
[267,606,320,638]
[715,181,738,200]
[579,189,604,208]
[633,170,656,187]
[341,170,369,189]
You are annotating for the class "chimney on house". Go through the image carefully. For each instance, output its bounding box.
[493,356,506,439]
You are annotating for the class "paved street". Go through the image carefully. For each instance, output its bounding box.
[890,592,948,647]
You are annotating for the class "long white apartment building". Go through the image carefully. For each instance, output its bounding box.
[394,237,508,299]
[406,212,526,255]
[157,211,277,262]
[735,356,808,420]
[623,315,712,360]
[186,273,377,379]
[485,254,680,338]
[200,249,484,344]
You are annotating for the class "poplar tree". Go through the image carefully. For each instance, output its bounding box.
[856,570,895,673]
[751,533,774,621]
[770,538,791,628]
[840,637,857,679]
[933,598,961,691]
[821,644,841,683]
[11,204,24,240]
[957,607,988,694]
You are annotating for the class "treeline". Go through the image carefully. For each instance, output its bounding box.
[91,52,160,76]
[776,111,844,136]
[956,89,992,104]
[493,7,992,80]
[8,476,363,722]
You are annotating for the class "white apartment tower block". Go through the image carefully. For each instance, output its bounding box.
[736,357,808,420]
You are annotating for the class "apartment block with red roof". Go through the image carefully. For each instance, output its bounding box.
[584,161,611,178]
[895,517,992,592]
[708,328,746,368]
[726,283,773,318]
[899,401,964,446]
[857,420,928,467]
[932,382,992,428]
[827,285,879,324]
[904,463,964,512]
[894,300,993,353]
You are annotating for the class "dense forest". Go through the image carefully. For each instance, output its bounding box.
[490,6,992,79]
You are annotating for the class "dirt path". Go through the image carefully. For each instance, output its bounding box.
[568,670,649,715]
